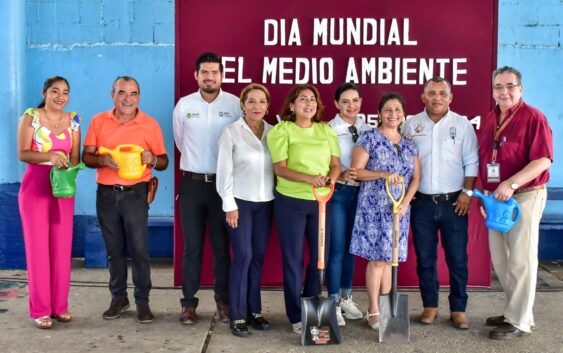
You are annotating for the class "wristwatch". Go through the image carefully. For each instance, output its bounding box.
[461,188,473,197]
[509,179,519,191]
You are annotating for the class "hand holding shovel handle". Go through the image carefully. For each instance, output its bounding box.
[385,177,406,267]
[312,181,335,295]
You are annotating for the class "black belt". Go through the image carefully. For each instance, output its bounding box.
[183,171,216,183]
[416,191,461,203]
[99,183,147,192]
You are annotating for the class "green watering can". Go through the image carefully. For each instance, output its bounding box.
[50,162,86,198]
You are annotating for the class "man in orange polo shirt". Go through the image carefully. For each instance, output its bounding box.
[82,76,168,324]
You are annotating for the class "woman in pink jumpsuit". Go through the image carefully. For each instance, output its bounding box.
[17,76,81,329]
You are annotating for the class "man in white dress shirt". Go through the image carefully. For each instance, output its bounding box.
[173,52,242,325]
[402,77,478,330]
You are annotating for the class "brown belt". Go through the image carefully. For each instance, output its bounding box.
[513,184,546,195]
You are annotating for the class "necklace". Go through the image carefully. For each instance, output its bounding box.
[43,109,65,130]
[245,119,264,138]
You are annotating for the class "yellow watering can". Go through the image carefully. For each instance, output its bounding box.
[99,144,146,179]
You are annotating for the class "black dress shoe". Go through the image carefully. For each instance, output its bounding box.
[485,315,505,326]
[230,320,250,337]
[489,323,530,340]
[247,313,271,330]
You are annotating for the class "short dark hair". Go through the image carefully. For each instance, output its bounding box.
[38,76,70,108]
[377,92,406,129]
[492,66,522,85]
[195,52,223,73]
[378,92,406,113]
[279,84,325,123]
[423,76,452,91]
[111,76,141,94]
[334,82,361,101]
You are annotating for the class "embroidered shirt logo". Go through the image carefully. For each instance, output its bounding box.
[186,112,200,119]
[414,122,424,134]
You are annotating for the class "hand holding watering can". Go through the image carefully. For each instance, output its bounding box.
[473,189,521,232]
[98,144,147,179]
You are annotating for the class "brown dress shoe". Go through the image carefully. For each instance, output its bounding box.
[450,311,469,330]
[419,307,438,325]
[216,301,229,322]
[485,315,505,326]
[180,307,197,325]
[136,303,154,324]
[489,323,530,340]
[103,297,130,320]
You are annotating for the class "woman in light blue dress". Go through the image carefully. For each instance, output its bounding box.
[349,92,420,329]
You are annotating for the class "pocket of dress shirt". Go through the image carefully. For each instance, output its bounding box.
[441,138,461,161]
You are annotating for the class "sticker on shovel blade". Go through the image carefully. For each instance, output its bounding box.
[310,326,332,344]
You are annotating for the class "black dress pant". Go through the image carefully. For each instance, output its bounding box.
[179,175,230,308]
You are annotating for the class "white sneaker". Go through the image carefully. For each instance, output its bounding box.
[336,306,346,327]
[340,297,363,320]
[292,322,302,334]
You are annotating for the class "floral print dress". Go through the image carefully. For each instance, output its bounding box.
[349,128,417,262]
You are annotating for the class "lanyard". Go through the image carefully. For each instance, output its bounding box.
[491,100,523,163]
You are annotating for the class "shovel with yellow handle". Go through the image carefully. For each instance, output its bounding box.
[379,176,410,343]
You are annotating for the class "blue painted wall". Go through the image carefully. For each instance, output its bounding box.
[0,0,562,267]
[498,0,562,188]
[23,0,175,216]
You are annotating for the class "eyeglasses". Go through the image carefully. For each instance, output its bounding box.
[493,83,520,91]
[348,125,359,143]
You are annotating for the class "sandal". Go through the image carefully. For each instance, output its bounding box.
[365,312,380,330]
[53,312,72,322]
[34,316,53,329]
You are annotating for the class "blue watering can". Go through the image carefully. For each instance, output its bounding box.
[472,189,521,232]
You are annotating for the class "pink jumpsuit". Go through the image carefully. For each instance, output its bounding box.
[18,108,80,319]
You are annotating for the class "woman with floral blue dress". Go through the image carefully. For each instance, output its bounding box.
[349,92,420,330]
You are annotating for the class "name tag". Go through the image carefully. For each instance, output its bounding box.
[487,163,500,183]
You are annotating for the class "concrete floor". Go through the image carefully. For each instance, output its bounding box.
[1,260,562,353]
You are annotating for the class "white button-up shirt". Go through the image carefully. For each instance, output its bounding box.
[402,110,478,194]
[173,90,242,173]
[328,114,372,171]
[216,118,274,212]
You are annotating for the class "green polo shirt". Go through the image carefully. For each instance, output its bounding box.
[267,121,340,200]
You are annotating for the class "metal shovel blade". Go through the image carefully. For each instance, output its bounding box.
[378,292,410,343]
[301,296,341,346]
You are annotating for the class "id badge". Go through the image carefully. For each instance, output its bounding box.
[487,163,500,183]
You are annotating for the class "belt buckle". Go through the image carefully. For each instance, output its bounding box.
[430,194,439,203]
[204,174,212,183]
[113,185,125,191]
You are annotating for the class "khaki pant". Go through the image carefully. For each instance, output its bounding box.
[488,188,547,332]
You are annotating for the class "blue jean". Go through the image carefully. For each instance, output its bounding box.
[227,199,273,321]
[327,183,359,300]
[410,195,468,312]
[96,183,151,304]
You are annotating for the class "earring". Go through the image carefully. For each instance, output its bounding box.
[290,109,295,115]
[242,110,246,116]
[265,110,269,115]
